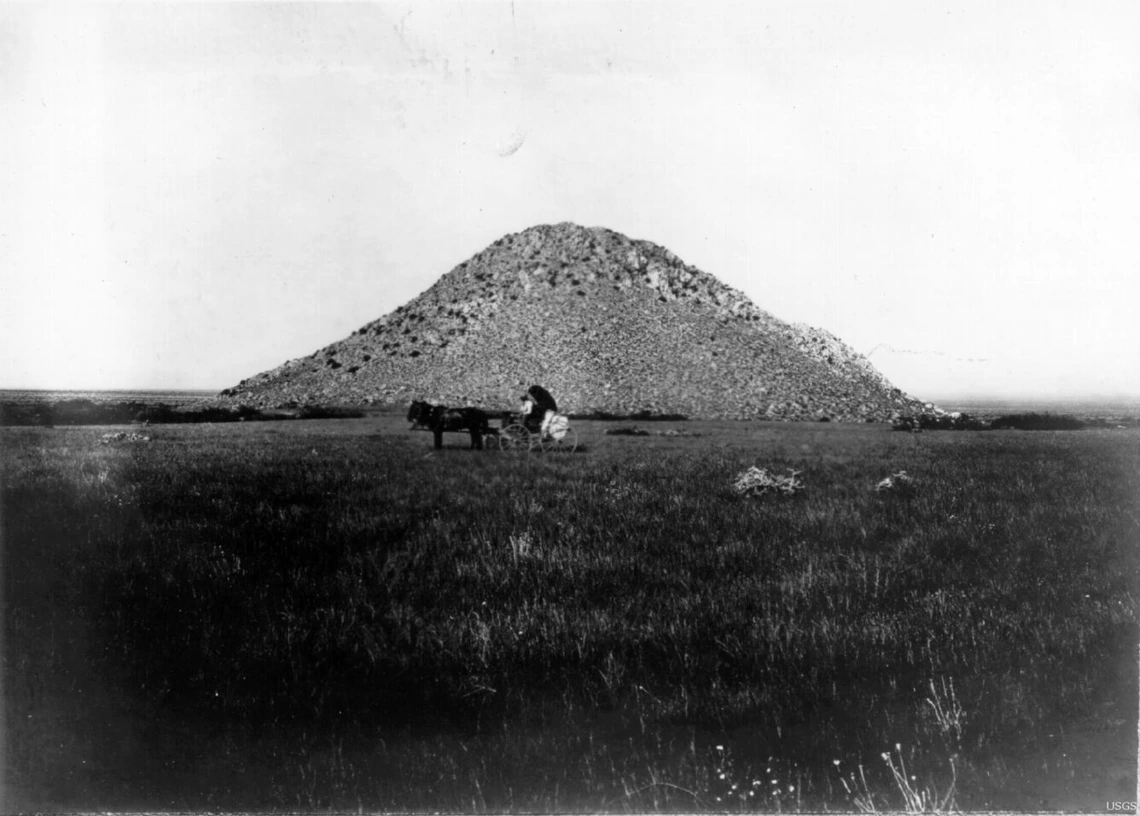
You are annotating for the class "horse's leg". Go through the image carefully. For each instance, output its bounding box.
[434,429,443,450]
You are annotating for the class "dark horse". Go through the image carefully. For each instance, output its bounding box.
[407,400,489,450]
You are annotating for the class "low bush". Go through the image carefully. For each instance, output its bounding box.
[296,404,365,420]
[893,413,987,431]
[134,403,266,424]
[0,402,56,426]
[570,410,689,421]
[991,412,1085,431]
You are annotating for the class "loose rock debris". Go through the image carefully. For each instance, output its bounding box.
[733,466,805,497]
[100,432,151,444]
[875,470,914,492]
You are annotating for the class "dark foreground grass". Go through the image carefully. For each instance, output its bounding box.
[2,418,1138,810]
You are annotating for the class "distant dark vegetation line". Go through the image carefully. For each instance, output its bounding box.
[893,411,1139,432]
[4,399,1136,430]
[0,399,690,427]
[989,413,1088,431]
[0,399,364,427]
[567,410,689,422]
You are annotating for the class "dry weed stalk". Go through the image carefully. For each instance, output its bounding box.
[881,744,958,813]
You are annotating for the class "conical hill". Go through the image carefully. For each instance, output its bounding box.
[216,223,924,421]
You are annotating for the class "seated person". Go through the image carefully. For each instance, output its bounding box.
[519,385,558,432]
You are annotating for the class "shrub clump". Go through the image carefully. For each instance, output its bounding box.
[990,412,1084,431]
[605,426,651,436]
[296,405,365,420]
[138,404,266,424]
[605,426,702,437]
[572,410,689,421]
[893,413,986,432]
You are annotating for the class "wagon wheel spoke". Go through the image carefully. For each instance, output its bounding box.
[498,424,531,452]
[540,427,578,453]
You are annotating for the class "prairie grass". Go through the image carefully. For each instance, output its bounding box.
[2,417,1138,810]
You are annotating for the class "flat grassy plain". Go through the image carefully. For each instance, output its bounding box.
[2,414,1138,811]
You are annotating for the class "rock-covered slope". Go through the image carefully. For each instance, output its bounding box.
[215,223,925,421]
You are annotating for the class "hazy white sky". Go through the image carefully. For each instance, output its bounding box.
[2,1,1137,399]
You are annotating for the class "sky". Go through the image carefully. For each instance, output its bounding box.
[2,1,1138,400]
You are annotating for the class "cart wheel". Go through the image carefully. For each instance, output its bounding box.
[498,423,531,452]
[540,427,578,453]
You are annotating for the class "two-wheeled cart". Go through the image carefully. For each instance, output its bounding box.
[496,412,578,453]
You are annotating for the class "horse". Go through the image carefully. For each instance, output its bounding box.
[407,400,489,450]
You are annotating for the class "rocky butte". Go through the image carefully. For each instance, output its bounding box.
[216,223,926,421]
